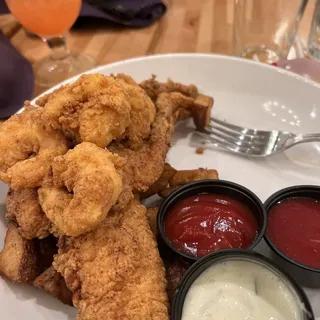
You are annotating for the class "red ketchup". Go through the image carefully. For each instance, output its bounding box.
[267,198,320,268]
[164,194,259,257]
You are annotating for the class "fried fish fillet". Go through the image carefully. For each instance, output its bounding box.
[6,187,51,239]
[0,224,41,283]
[54,200,168,320]
[38,142,123,237]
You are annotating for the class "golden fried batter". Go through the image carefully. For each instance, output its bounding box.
[54,200,168,320]
[38,74,131,147]
[114,74,156,149]
[38,142,123,236]
[38,73,156,149]
[0,73,216,320]
[110,91,203,212]
[113,92,194,190]
[158,186,178,199]
[6,188,51,239]
[169,168,219,187]
[140,75,199,102]
[158,168,219,198]
[140,76,213,130]
[146,207,158,237]
[141,163,177,199]
[0,106,68,188]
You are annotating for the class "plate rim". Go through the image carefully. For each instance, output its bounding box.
[30,53,320,105]
[4,53,320,319]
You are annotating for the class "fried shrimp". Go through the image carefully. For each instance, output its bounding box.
[38,142,123,236]
[38,74,156,149]
[38,74,132,147]
[114,74,156,149]
[0,106,68,188]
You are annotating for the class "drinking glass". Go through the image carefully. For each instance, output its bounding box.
[233,0,308,64]
[307,0,320,61]
[6,0,95,87]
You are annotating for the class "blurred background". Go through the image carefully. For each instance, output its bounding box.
[0,0,319,115]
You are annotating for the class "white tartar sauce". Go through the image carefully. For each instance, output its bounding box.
[182,259,303,320]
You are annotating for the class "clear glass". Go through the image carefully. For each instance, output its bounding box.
[5,0,95,87]
[307,0,320,61]
[233,0,308,64]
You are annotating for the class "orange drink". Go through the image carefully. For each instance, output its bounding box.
[6,0,81,36]
[5,0,95,87]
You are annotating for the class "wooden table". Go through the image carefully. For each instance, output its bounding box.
[0,0,316,97]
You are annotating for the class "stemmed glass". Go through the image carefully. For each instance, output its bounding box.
[5,0,95,87]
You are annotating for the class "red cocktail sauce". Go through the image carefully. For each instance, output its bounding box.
[267,198,320,269]
[164,194,259,257]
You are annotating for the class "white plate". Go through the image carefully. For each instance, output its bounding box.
[1,53,320,319]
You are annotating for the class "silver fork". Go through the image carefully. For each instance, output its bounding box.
[195,117,320,157]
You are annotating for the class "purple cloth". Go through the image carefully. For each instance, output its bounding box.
[0,0,8,14]
[0,31,34,118]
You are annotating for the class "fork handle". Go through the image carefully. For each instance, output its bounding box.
[293,133,320,144]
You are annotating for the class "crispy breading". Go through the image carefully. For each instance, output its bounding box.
[0,73,217,320]
[146,207,158,237]
[158,186,178,199]
[54,200,168,320]
[38,142,123,237]
[6,188,51,239]
[38,73,156,149]
[140,76,213,130]
[34,266,73,306]
[141,163,177,199]
[114,73,156,150]
[0,224,41,283]
[169,168,219,187]
[0,106,68,188]
[113,92,194,191]
[140,75,199,102]
[110,92,196,211]
[38,74,132,146]
[158,168,219,198]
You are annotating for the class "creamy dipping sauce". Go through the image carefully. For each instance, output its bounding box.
[182,259,303,320]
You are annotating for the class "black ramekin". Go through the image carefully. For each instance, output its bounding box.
[264,185,320,276]
[171,250,314,320]
[157,179,266,262]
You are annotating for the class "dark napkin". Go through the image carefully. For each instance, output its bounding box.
[81,0,166,27]
[0,0,8,14]
[0,31,34,118]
